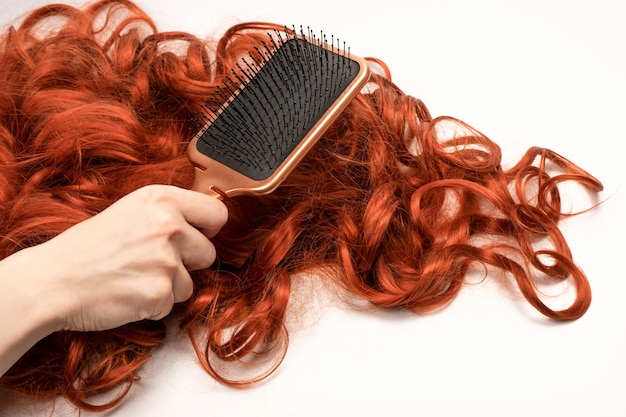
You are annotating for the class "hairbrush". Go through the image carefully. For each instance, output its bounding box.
[188,26,370,198]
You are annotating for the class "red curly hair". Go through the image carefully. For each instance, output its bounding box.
[0,0,603,412]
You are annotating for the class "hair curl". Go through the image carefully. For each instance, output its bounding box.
[0,0,603,412]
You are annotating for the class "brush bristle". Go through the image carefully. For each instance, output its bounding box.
[193,27,363,181]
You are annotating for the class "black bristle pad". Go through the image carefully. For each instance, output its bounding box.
[195,35,362,181]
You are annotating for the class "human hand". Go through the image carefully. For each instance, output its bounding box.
[28,184,228,332]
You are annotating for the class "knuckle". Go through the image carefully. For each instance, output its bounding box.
[138,279,175,320]
[136,184,171,201]
[152,249,180,274]
[142,278,173,304]
[160,216,184,239]
[141,201,184,240]
[137,186,178,221]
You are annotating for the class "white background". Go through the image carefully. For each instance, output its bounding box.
[1,1,625,416]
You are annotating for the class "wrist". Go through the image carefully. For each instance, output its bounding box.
[0,245,64,374]
[11,244,69,333]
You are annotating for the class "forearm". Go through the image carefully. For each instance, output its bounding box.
[0,246,59,376]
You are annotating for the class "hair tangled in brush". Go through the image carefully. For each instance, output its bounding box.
[0,0,603,412]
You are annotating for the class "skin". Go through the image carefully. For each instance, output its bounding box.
[0,184,228,376]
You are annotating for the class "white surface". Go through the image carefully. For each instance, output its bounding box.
[1,1,625,416]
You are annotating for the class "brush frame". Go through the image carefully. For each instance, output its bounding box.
[188,31,370,199]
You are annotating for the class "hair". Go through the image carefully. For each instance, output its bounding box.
[0,0,603,412]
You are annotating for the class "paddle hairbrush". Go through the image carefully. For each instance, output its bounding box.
[188,26,370,198]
